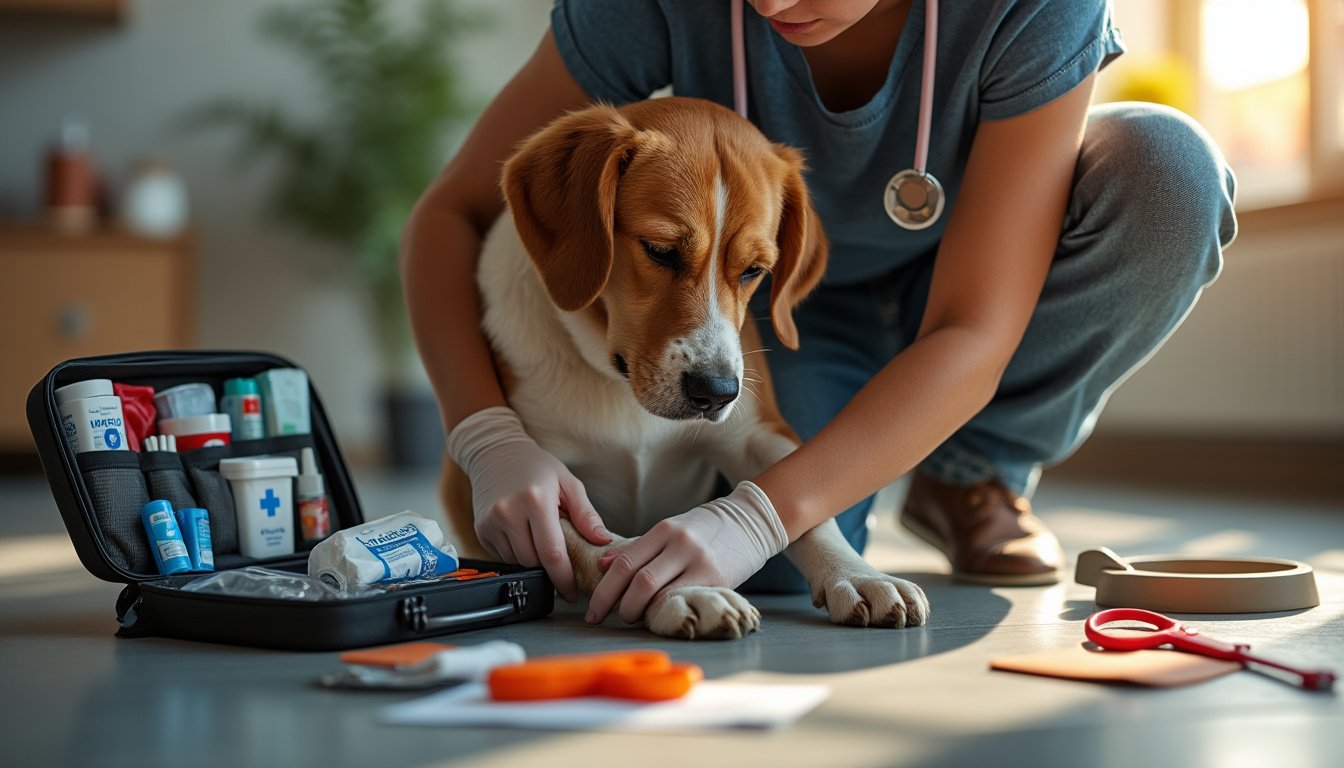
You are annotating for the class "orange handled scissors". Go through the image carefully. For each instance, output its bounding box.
[1086,608,1336,691]
[487,649,703,702]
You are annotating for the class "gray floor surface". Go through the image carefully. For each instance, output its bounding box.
[1,469,1340,768]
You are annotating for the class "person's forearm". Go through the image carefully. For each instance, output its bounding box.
[755,325,1006,540]
[400,190,507,432]
[758,75,1097,540]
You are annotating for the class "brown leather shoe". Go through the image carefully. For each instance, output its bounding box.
[900,473,1063,585]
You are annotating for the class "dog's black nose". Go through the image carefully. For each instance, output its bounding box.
[682,372,739,414]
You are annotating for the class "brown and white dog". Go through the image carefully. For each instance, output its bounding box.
[443,97,928,639]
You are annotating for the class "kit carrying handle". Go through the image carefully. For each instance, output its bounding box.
[398,581,529,633]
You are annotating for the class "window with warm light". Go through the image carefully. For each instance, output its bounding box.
[1100,0,1344,210]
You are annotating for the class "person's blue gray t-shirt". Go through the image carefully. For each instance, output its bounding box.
[551,0,1125,285]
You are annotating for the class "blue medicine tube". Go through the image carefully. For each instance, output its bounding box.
[175,507,214,572]
[141,500,192,575]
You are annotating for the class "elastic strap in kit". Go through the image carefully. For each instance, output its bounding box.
[83,463,154,573]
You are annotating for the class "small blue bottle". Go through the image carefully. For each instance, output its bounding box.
[175,507,214,572]
[141,500,192,575]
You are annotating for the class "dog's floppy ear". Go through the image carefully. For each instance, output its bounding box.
[769,145,829,350]
[501,105,640,311]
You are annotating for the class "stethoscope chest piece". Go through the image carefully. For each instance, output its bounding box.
[732,0,945,231]
[884,169,944,230]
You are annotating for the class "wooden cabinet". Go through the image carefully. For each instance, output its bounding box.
[0,224,194,451]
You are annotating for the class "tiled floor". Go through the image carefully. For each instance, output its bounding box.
[1,468,1340,768]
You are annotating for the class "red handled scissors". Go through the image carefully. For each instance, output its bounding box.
[1085,608,1336,691]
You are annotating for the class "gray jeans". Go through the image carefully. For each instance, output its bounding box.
[744,102,1238,593]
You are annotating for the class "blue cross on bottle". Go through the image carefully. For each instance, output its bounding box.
[260,488,281,517]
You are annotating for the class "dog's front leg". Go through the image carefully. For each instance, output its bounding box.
[721,420,930,629]
[559,520,761,640]
[558,517,626,596]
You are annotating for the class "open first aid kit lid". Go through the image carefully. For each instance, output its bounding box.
[26,350,364,585]
[219,456,299,481]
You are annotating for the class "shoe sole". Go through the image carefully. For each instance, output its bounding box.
[899,513,1062,587]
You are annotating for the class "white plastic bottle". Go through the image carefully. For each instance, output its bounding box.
[55,379,127,452]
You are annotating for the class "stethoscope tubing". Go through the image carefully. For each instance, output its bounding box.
[913,0,935,174]
[731,0,937,174]
[732,0,748,119]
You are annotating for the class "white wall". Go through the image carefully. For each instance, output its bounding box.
[1095,205,1344,438]
[0,0,552,455]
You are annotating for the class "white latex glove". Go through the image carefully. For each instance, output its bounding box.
[586,481,789,625]
[447,406,610,602]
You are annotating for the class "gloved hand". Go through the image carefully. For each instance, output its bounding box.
[447,406,610,602]
[586,481,789,625]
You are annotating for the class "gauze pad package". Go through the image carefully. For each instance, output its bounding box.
[309,512,460,591]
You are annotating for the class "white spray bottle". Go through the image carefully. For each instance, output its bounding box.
[297,447,332,543]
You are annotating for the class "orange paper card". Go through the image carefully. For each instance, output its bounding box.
[991,643,1241,687]
[340,642,455,668]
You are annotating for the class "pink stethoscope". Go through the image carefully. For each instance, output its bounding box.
[731,0,944,230]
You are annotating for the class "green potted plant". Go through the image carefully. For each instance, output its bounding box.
[186,0,482,466]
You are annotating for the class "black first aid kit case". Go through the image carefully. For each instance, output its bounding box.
[27,350,552,651]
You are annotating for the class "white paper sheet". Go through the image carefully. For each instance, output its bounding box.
[380,681,830,732]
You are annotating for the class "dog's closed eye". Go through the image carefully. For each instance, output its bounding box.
[642,241,681,272]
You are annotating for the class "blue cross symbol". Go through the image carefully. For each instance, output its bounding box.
[260,488,281,517]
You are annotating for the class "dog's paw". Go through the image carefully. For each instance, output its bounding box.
[811,568,929,629]
[645,587,761,640]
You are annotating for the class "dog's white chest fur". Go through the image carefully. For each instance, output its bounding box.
[476,214,729,536]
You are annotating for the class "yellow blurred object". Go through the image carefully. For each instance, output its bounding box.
[1103,55,1197,114]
